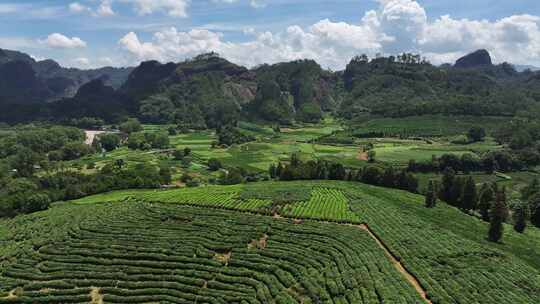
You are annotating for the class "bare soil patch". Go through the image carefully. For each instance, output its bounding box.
[214,250,232,266]
[357,151,368,161]
[90,287,104,304]
[248,234,268,250]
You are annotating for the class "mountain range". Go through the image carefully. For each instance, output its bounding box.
[1,48,540,125]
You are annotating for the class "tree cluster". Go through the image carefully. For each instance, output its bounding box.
[408,151,525,174]
[269,154,418,193]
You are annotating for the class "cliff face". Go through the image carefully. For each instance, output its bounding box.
[455,49,493,68]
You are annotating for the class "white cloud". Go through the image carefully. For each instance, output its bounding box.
[96,0,115,17]
[120,0,190,17]
[118,0,540,69]
[42,33,87,49]
[69,2,90,14]
[69,1,115,17]
[73,57,90,66]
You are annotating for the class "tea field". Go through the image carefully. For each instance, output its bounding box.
[1,181,539,303]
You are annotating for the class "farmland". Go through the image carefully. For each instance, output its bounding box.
[1,181,539,303]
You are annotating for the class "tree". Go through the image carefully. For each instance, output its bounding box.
[467,127,486,142]
[21,194,51,214]
[98,133,121,152]
[173,150,185,160]
[530,192,540,228]
[151,132,170,149]
[367,150,376,163]
[181,157,192,169]
[115,159,125,170]
[512,201,528,233]
[328,163,346,180]
[488,188,508,243]
[10,147,43,177]
[208,159,222,171]
[159,166,172,185]
[478,183,494,221]
[440,167,455,202]
[461,177,477,212]
[448,176,465,207]
[361,166,383,185]
[425,180,437,208]
[269,163,277,178]
[382,167,397,188]
[119,118,142,134]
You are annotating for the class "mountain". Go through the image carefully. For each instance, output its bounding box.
[0,48,133,104]
[454,49,493,68]
[1,48,540,125]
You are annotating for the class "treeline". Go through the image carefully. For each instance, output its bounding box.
[425,168,540,241]
[408,151,527,174]
[0,126,93,177]
[269,154,418,193]
[0,162,171,218]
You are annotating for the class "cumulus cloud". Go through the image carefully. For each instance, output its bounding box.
[42,33,87,49]
[118,0,540,69]
[96,0,115,17]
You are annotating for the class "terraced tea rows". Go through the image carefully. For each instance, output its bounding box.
[138,185,273,212]
[281,188,360,223]
[0,202,424,303]
[2,180,540,304]
[347,184,540,304]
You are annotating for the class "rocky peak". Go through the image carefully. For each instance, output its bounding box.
[455,49,493,68]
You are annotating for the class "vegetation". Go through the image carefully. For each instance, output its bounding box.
[1,181,539,303]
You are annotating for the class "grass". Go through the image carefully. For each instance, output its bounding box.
[354,115,509,137]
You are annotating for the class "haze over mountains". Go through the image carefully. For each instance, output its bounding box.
[1,47,540,126]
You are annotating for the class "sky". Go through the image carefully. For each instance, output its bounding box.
[1,0,540,70]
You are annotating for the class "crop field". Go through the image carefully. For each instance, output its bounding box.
[3,181,537,303]
[367,138,501,166]
[281,188,360,223]
[1,201,425,303]
[353,115,508,138]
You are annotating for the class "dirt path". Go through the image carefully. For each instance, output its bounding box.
[268,212,431,302]
[357,224,432,304]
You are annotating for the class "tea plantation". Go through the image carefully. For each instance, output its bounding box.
[1,181,539,303]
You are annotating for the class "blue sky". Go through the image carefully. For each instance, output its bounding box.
[1,0,540,69]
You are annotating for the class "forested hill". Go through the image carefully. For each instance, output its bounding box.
[1,49,540,125]
[0,48,132,105]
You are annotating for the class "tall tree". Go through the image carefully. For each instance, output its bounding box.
[478,183,495,221]
[461,177,478,213]
[512,201,528,233]
[488,188,509,243]
[425,180,437,208]
[440,167,455,203]
[530,192,540,228]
